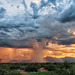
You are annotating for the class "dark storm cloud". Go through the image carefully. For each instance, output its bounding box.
[56,37,75,45]
[0,0,75,48]
[57,1,75,22]
[0,39,33,48]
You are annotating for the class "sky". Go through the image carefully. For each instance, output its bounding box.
[0,0,75,63]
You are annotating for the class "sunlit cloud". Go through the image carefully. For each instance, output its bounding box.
[0,0,75,63]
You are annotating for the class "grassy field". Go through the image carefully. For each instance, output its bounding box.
[0,61,75,75]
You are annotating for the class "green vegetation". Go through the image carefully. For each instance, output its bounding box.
[0,61,75,75]
[24,71,58,75]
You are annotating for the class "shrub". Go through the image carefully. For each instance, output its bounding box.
[9,65,20,70]
[43,64,57,71]
[61,70,70,75]
[63,61,71,69]
[0,69,9,75]
[20,66,27,70]
[9,70,22,75]
[70,65,75,75]
[25,65,39,72]
[26,71,58,75]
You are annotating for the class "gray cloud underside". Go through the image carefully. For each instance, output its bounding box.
[57,2,75,22]
[56,37,75,45]
[0,0,75,48]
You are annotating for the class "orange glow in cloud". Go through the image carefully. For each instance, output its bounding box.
[0,47,33,62]
[0,43,75,62]
[68,29,75,37]
[44,43,75,58]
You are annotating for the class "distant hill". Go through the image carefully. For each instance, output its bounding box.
[61,57,75,62]
[44,57,64,63]
[8,57,75,63]
[45,56,75,63]
[9,60,31,63]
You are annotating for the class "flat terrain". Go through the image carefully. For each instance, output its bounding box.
[0,62,75,75]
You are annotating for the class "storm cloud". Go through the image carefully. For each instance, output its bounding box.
[57,1,75,22]
[0,0,75,48]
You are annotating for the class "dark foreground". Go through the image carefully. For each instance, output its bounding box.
[0,62,75,75]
